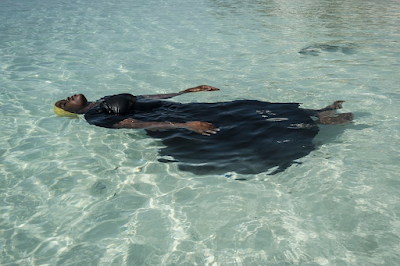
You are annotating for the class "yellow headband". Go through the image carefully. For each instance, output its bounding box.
[53,105,79,118]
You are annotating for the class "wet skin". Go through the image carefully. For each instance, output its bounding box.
[55,94,88,113]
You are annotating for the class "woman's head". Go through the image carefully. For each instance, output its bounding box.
[55,94,88,113]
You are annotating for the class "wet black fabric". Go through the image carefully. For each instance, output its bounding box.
[138,100,319,175]
[99,93,137,115]
[84,96,162,128]
[85,96,319,175]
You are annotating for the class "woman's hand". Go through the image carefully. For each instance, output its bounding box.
[182,85,219,93]
[184,121,219,136]
[113,118,139,128]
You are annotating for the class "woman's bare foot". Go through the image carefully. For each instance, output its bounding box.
[317,112,354,124]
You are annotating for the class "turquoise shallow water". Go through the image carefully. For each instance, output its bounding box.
[1,0,400,265]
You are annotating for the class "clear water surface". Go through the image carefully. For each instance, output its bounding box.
[1,0,400,265]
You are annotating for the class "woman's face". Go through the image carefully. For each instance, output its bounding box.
[55,94,88,113]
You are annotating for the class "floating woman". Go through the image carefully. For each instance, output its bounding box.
[54,85,353,175]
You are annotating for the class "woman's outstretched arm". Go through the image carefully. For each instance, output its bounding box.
[141,85,219,99]
[113,118,219,136]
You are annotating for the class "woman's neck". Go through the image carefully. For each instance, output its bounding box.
[77,102,98,114]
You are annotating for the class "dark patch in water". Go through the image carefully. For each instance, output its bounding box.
[299,42,358,56]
